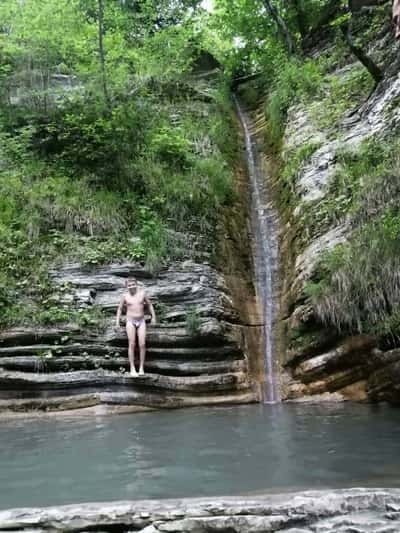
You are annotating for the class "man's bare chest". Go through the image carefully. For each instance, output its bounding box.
[125,292,145,307]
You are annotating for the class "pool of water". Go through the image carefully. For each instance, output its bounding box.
[1,403,400,510]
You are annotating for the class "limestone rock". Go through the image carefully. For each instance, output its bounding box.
[0,261,260,414]
[277,38,400,402]
[367,354,400,403]
[1,489,400,532]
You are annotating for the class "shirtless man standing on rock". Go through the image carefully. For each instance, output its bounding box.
[115,277,156,377]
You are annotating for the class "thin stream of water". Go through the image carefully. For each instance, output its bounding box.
[234,97,280,403]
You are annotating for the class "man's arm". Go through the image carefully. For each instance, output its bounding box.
[144,294,156,324]
[116,294,125,327]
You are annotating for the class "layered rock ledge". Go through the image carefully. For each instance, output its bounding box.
[1,489,400,532]
[0,261,260,415]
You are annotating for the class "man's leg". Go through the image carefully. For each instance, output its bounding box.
[137,320,147,376]
[126,321,138,376]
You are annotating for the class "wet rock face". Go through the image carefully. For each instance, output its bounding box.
[0,261,259,414]
[1,489,400,532]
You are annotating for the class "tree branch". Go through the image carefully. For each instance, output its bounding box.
[262,0,296,55]
[291,0,308,38]
[98,0,111,107]
[340,20,383,84]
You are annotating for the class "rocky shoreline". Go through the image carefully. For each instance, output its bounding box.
[1,489,400,532]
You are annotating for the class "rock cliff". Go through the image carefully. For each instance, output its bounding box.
[255,4,400,402]
[0,259,261,414]
[0,145,266,416]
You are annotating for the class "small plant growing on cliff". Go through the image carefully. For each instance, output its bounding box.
[34,350,53,373]
[154,301,168,323]
[149,126,193,169]
[185,308,201,336]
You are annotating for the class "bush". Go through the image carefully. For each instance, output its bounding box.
[27,97,152,190]
[265,59,323,147]
[310,66,375,132]
[148,126,193,169]
[305,216,400,337]
[304,137,400,340]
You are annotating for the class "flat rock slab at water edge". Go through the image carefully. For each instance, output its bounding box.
[1,489,400,532]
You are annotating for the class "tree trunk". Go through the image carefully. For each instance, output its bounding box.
[262,0,296,55]
[291,0,308,38]
[98,0,111,106]
[341,20,383,84]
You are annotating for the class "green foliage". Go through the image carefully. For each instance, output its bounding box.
[34,350,53,373]
[136,206,168,273]
[0,1,240,328]
[304,137,400,341]
[266,59,372,149]
[309,66,374,132]
[79,237,145,266]
[305,216,400,338]
[300,138,399,240]
[154,301,168,323]
[279,141,322,206]
[350,6,390,49]
[135,22,202,81]
[185,308,202,335]
[211,0,341,75]
[31,99,151,190]
[264,59,323,147]
[236,82,263,109]
[148,126,193,168]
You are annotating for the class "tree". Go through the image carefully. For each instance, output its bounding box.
[290,0,308,38]
[261,0,296,55]
[340,17,383,84]
[97,0,111,106]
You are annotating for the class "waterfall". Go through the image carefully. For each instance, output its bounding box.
[234,96,280,403]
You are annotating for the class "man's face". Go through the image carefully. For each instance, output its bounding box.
[127,280,137,293]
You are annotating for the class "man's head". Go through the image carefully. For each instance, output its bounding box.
[126,277,137,294]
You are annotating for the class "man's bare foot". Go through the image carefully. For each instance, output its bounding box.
[138,368,145,376]
[130,368,138,377]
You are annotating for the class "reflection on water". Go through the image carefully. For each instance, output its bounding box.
[1,403,400,509]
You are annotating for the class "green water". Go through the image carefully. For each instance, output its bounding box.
[1,403,400,510]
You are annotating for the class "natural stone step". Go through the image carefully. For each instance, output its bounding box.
[51,261,239,322]
[105,320,242,348]
[292,336,377,383]
[0,370,249,398]
[0,327,79,347]
[0,356,246,376]
[288,343,400,401]
[0,320,242,349]
[0,389,258,414]
[0,344,242,360]
[304,366,369,395]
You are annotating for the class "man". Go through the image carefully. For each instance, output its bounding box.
[115,277,156,377]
